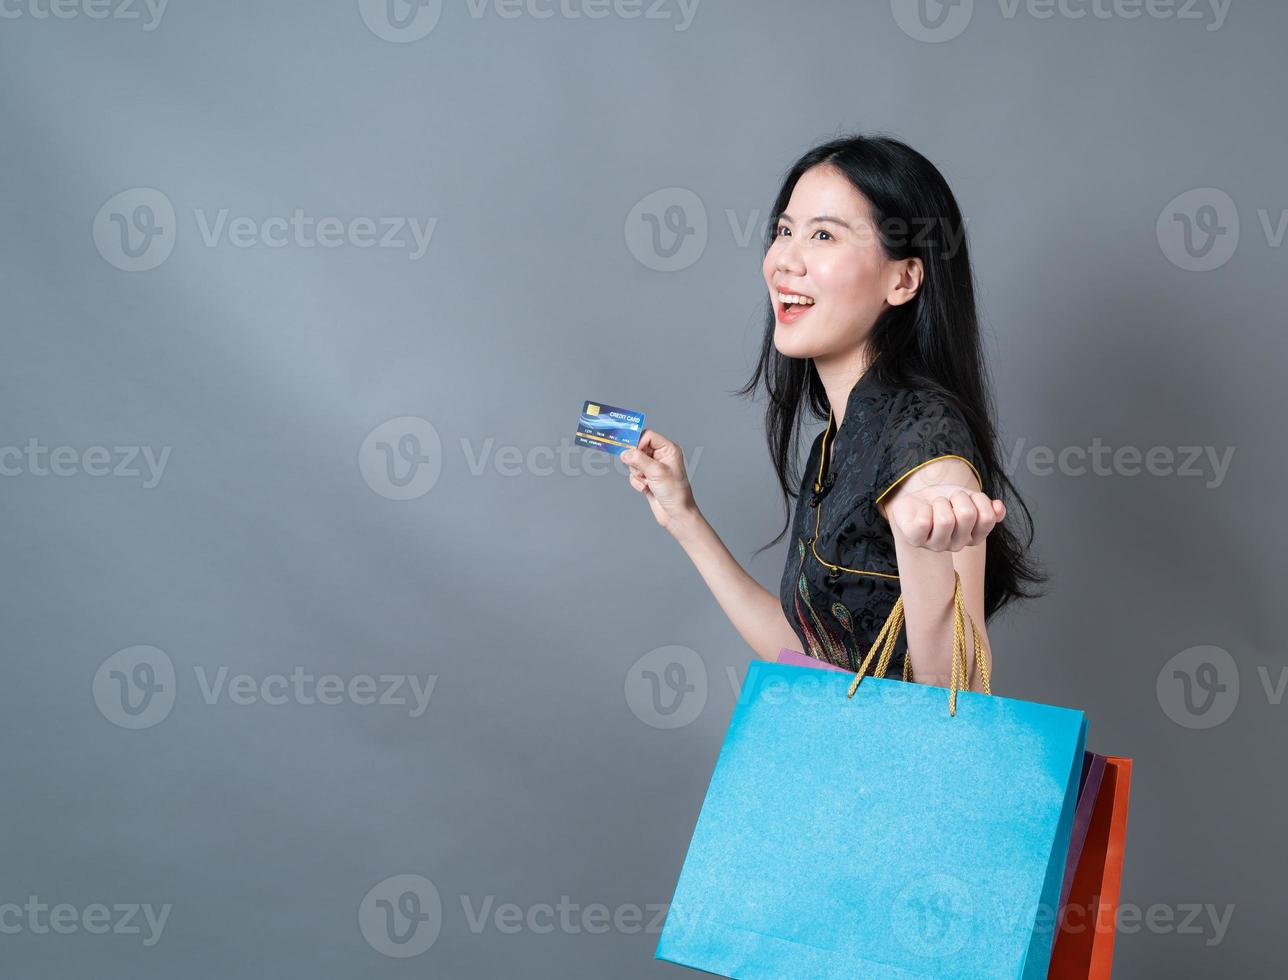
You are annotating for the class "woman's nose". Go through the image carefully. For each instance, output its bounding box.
[775,239,805,274]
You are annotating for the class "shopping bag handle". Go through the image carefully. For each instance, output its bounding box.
[845,570,992,716]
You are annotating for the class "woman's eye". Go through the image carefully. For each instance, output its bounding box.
[775,225,832,241]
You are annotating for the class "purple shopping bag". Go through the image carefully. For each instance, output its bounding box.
[1059,753,1108,915]
[775,648,845,672]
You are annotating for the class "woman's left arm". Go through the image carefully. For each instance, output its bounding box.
[877,458,1006,693]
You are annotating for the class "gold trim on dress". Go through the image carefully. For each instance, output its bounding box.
[808,405,982,578]
[874,454,983,506]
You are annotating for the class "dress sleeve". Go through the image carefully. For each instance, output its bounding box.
[874,391,985,507]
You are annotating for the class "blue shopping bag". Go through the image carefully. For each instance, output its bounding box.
[655,575,1087,979]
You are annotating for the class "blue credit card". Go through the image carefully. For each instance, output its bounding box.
[575,399,645,456]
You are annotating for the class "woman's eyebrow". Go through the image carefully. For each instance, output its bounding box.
[777,213,853,230]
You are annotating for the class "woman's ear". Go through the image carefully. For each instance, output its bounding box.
[886,257,923,308]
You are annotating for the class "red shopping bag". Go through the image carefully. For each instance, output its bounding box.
[1048,756,1133,979]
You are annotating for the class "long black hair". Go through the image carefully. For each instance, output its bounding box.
[738,133,1047,620]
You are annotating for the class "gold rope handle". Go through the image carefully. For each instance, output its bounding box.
[845,571,992,716]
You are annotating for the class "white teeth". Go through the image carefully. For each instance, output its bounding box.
[777,291,814,305]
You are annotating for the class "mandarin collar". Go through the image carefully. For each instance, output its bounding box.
[812,367,880,495]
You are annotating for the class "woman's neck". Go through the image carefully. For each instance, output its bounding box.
[814,347,874,432]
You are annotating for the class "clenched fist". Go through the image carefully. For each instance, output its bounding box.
[880,483,1005,552]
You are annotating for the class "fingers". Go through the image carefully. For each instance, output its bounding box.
[898,499,934,548]
[974,493,1005,544]
[621,446,661,479]
[940,491,1005,550]
[928,496,956,550]
[636,428,672,455]
[912,491,1007,552]
[948,491,978,549]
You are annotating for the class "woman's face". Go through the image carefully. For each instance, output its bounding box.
[762,165,919,361]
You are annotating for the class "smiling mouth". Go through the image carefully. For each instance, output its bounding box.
[776,296,816,320]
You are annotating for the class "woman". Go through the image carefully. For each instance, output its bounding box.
[622,134,1046,692]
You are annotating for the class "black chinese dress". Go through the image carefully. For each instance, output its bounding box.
[777,367,985,678]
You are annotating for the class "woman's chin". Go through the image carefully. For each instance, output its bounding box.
[773,327,819,360]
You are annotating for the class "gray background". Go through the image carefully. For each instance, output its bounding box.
[1,0,1282,976]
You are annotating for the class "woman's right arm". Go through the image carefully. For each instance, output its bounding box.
[622,430,804,662]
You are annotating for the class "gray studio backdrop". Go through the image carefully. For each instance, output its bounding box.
[1,1,1282,977]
